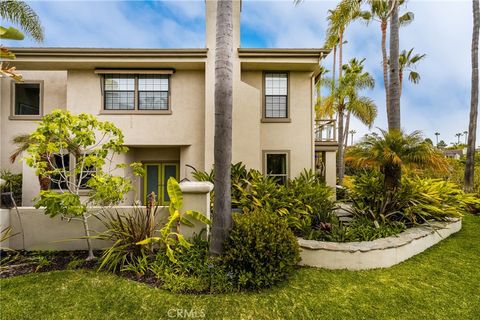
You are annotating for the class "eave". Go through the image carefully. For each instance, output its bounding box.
[6,47,209,70]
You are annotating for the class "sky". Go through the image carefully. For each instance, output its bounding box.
[1,0,475,146]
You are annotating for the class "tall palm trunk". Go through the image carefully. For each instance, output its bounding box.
[381,18,390,117]
[337,30,346,185]
[337,105,345,185]
[344,111,351,150]
[465,0,480,192]
[399,69,403,97]
[210,0,233,255]
[385,0,401,192]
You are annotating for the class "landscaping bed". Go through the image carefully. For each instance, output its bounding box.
[1,214,478,320]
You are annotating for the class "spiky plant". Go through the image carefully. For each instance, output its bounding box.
[345,129,449,191]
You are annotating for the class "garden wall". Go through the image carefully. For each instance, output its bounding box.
[0,181,212,251]
[298,219,462,270]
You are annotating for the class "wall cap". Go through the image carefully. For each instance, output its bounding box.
[180,181,214,194]
[299,218,461,252]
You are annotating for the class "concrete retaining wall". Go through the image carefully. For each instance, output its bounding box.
[298,219,462,270]
[0,181,212,251]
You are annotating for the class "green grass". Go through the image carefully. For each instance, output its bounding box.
[1,215,479,320]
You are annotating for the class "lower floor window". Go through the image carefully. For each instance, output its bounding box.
[264,151,289,185]
[143,162,179,205]
[50,154,95,190]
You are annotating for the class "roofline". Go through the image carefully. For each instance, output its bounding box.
[9,47,209,58]
[238,48,331,58]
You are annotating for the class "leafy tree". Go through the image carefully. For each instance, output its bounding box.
[320,58,378,185]
[437,140,447,149]
[465,0,478,193]
[211,0,233,255]
[345,129,449,191]
[24,110,143,260]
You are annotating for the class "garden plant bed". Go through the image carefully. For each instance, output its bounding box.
[299,218,462,270]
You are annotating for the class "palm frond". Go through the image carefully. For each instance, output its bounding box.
[0,0,43,42]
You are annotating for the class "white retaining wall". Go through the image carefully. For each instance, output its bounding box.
[298,219,462,270]
[0,181,212,251]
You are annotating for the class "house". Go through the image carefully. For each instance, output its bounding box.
[0,1,336,206]
[442,148,467,160]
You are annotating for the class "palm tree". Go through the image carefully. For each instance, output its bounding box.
[388,0,401,132]
[0,0,44,41]
[399,48,426,96]
[349,129,357,146]
[434,132,440,146]
[465,0,479,192]
[456,133,462,144]
[463,130,469,144]
[210,0,233,256]
[0,0,43,80]
[345,129,449,191]
[320,58,378,185]
[10,134,52,190]
[363,0,413,119]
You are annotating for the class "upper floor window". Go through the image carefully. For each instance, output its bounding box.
[103,74,170,112]
[264,72,288,119]
[11,81,43,119]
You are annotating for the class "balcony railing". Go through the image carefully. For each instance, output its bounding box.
[315,119,337,142]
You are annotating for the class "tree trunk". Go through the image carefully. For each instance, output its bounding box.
[337,106,345,186]
[381,19,390,122]
[383,164,402,192]
[210,0,233,255]
[399,69,403,97]
[338,31,344,79]
[332,45,337,87]
[388,0,401,131]
[465,0,479,192]
[82,213,95,260]
[344,111,351,151]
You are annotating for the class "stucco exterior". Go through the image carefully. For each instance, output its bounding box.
[0,1,336,206]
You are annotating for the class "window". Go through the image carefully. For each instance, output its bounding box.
[264,151,289,185]
[50,154,96,190]
[103,74,170,112]
[12,82,42,118]
[264,72,288,119]
[143,163,179,205]
[50,154,70,190]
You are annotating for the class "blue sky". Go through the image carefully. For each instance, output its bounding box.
[1,0,475,145]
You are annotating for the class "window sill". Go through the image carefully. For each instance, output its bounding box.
[99,110,172,115]
[261,118,291,123]
[9,115,43,121]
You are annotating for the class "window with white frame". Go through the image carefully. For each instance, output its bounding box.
[103,74,170,111]
[264,72,288,118]
[264,152,289,185]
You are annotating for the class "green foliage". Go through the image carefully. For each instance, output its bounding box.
[150,235,235,294]
[347,171,479,227]
[34,191,86,217]
[222,210,300,290]
[95,205,158,273]
[0,170,22,206]
[137,177,210,264]
[0,0,44,41]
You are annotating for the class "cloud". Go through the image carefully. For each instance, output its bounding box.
[1,0,476,145]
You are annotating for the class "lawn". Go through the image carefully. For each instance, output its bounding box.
[1,214,479,320]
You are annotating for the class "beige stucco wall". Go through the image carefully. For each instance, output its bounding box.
[0,71,67,173]
[1,181,212,251]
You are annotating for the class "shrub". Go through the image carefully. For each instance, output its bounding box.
[0,170,22,206]
[223,210,300,290]
[347,171,480,227]
[95,204,158,273]
[150,234,235,294]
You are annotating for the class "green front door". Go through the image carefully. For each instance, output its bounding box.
[143,163,179,205]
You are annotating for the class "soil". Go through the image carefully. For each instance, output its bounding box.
[0,250,159,287]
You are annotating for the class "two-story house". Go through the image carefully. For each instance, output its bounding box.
[0,1,337,206]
